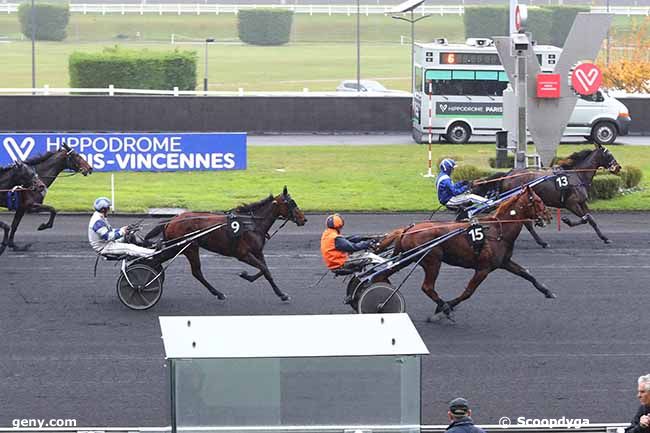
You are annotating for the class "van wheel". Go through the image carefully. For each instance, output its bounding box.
[591,122,617,145]
[445,122,471,144]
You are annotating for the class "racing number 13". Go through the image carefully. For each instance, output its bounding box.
[556,176,569,188]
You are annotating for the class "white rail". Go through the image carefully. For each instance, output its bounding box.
[0,3,462,15]
[1,4,649,16]
[0,85,412,97]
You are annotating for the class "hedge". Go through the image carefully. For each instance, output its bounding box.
[18,3,69,41]
[618,166,643,189]
[463,5,588,47]
[69,47,197,90]
[488,155,514,169]
[451,165,495,183]
[463,6,508,40]
[544,6,589,47]
[589,175,622,201]
[238,9,293,46]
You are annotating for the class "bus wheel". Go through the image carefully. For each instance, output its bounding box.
[445,122,471,144]
[591,121,617,145]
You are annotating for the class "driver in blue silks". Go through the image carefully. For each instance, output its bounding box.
[436,158,489,209]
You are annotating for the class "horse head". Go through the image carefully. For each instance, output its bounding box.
[595,143,621,174]
[61,142,93,176]
[521,186,551,227]
[13,161,46,193]
[274,186,307,226]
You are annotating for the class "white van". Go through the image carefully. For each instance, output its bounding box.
[411,39,631,145]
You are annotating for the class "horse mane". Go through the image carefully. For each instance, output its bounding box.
[234,194,274,213]
[23,150,58,165]
[493,190,522,215]
[555,149,593,169]
[0,164,16,174]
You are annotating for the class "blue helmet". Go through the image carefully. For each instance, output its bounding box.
[439,158,456,174]
[93,197,112,212]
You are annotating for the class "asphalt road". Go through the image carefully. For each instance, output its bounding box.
[0,212,648,428]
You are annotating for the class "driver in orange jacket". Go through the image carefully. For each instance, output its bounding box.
[320,214,382,272]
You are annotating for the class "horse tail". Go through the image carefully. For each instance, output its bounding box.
[376,227,406,254]
[144,222,167,241]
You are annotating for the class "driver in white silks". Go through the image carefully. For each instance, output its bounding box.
[88,197,156,258]
[436,158,489,209]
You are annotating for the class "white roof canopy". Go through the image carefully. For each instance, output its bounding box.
[159,314,429,359]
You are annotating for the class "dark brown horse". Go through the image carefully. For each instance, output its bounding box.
[145,186,306,301]
[1,143,92,251]
[0,161,47,255]
[376,187,553,320]
[471,144,621,246]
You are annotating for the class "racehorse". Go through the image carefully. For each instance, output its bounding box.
[471,144,621,246]
[0,162,47,256]
[145,186,307,301]
[1,143,92,251]
[376,187,553,320]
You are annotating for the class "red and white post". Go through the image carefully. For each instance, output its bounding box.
[423,89,435,178]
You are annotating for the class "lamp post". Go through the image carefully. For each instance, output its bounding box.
[31,0,36,93]
[390,0,429,94]
[204,38,214,92]
[356,0,360,92]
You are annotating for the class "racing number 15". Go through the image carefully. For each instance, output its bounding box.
[468,226,484,242]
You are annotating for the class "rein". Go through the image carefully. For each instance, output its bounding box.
[399,217,542,237]
[472,167,608,186]
[266,218,290,240]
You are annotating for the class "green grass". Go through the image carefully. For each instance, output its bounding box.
[0,13,640,91]
[42,144,649,213]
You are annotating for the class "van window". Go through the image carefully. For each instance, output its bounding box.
[580,91,604,102]
[415,66,423,93]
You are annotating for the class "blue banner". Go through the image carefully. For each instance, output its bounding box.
[0,133,247,172]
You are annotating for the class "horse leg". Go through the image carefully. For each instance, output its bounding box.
[561,202,610,243]
[418,255,452,320]
[560,201,589,228]
[183,245,227,300]
[33,204,56,231]
[447,269,490,310]
[524,220,549,248]
[0,221,9,256]
[239,269,263,282]
[502,259,556,299]
[238,252,291,302]
[7,208,32,251]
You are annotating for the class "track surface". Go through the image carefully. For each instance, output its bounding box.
[0,212,648,427]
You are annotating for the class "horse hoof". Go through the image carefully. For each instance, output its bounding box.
[238,272,253,282]
[280,295,292,303]
[540,242,549,249]
[11,243,32,252]
[561,217,571,225]
[37,224,50,231]
[546,292,557,299]
[0,246,6,256]
[215,294,227,301]
[603,239,611,244]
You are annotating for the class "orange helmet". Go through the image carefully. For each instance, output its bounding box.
[326,214,344,229]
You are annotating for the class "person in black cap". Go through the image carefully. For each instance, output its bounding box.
[446,397,487,433]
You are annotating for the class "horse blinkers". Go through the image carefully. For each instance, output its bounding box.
[64,147,93,176]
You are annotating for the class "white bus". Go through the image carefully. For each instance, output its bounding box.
[411,38,631,145]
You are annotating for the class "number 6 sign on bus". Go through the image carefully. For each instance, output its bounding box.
[570,62,603,96]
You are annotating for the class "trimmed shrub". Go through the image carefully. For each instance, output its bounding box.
[463,6,508,40]
[18,3,69,41]
[238,9,293,46]
[488,155,514,169]
[619,166,643,189]
[589,175,622,200]
[544,6,589,47]
[69,47,197,90]
[527,7,554,45]
[452,165,494,183]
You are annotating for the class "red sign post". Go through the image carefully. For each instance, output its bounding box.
[570,62,603,96]
[536,74,561,98]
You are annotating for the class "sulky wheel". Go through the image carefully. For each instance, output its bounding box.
[116,263,163,310]
[346,276,370,312]
[357,282,406,314]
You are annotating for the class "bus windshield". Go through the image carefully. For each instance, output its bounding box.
[424,69,509,97]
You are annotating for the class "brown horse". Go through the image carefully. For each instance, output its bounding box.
[472,144,621,246]
[376,187,553,320]
[3,143,92,251]
[145,186,306,301]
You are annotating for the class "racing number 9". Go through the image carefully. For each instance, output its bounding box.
[468,226,484,242]
[230,221,240,234]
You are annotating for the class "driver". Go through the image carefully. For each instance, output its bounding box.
[320,213,383,272]
[88,197,156,258]
[436,158,489,209]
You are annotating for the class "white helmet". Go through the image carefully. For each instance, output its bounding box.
[93,197,112,212]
